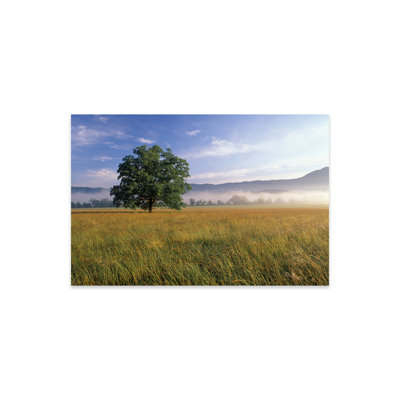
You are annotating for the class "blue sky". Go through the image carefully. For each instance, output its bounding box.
[71,115,329,187]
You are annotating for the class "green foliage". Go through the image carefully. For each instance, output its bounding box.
[110,145,191,212]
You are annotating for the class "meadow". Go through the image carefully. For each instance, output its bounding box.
[71,206,329,286]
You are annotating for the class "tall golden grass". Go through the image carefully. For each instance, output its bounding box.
[71,206,329,285]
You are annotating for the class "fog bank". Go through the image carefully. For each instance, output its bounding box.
[72,188,329,205]
[71,189,112,203]
[183,190,329,205]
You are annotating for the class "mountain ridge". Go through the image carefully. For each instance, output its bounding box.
[72,167,329,196]
[189,167,329,192]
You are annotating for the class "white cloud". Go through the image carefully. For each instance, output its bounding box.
[87,168,117,179]
[138,138,155,144]
[107,142,132,150]
[72,126,107,146]
[188,157,328,183]
[72,168,118,188]
[183,136,263,159]
[97,116,109,123]
[81,168,118,187]
[185,129,200,136]
[189,165,281,182]
[93,156,113,162]
[114,131,131,139]
[72,125,130,146]
[189,168,253,180]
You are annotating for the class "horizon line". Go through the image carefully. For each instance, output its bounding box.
[72,166,329,189]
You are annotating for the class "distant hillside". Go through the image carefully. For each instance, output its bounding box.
[71,187,111,202]
[72,167,329,203]
[189,167,329,192]
[71,187,110,194]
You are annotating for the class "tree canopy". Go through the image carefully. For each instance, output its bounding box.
[110,145,191,212]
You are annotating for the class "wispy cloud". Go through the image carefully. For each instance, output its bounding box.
[93,156,114,162]
[107,143,132,150]
[189,168,254,181]
[97,116,109,124]
[183,136,270,159]
[71,115,329,187]
[72,126,107,146]
[75,168,118,188]
[185,129,200,136]
[114,131,131,139]
[138,138,155,144]
[72,125,132,147]
[188,158,328,183]
[189,165,282,181]
[87,168,117,179]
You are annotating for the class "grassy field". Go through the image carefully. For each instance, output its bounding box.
[71,206,329,286]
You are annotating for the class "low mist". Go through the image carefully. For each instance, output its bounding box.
[71,189,112,203]
[183,190,329,205]
[72,189,329,206]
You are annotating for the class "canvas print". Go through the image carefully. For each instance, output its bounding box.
[71,115,329,286]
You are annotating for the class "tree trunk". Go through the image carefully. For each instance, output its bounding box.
[149,201,153,213]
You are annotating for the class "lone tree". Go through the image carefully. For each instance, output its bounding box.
[110,145,191,213]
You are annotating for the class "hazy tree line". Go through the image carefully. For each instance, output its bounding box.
[71,198,114,208]
[187,195,298,206]
[71,194,300,208]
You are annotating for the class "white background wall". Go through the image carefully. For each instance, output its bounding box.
[1,1,399,399]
